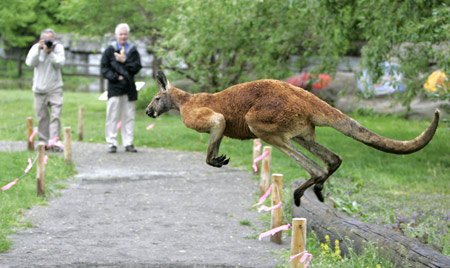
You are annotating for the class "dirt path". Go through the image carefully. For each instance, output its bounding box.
[0,141,288,268]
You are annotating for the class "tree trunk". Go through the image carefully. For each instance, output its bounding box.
[292,188,450,268]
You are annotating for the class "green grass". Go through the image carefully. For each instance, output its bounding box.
[0,89,449,264]
[0,151,76,252]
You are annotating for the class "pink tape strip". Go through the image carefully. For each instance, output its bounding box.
[253,184,272,207]
[46,136,59,149]
[116,121,122,129]
[146,123,155,130]
[254,140,262,153]
[258,202,282,213]
[258,224,291,240]
[44,155,49,165]
[252,150,269,172]
[29,129,38,142]
[24,158,33,173]
[289,251,313,268]
[2,178,19,191]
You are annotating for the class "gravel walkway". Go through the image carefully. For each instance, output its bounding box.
[0,141,288,268]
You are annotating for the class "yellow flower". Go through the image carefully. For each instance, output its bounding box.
[320,242,330,255]
[325,235,331,245]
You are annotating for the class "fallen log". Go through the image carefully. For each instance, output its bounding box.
[293,188,450,268]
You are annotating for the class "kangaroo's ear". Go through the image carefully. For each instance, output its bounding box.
[156,71,170,92]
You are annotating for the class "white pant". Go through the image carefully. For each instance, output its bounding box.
[34,88,63,143]
[105,95,136,147]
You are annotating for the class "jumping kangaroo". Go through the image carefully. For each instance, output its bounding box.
[146,71,439,206]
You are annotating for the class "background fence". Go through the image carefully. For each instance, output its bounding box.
[0,56,153,92]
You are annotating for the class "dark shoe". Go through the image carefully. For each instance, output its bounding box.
[125,145,137,153]
[108,146,117,153]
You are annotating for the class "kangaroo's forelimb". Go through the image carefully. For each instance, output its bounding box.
[181,106,229,167]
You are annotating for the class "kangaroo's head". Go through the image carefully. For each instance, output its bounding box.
[146,71,173,118]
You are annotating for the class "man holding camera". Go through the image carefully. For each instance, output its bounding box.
[25,28,65,151]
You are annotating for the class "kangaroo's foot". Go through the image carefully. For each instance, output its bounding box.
[313,183,324,202]
[209,154,230,168]
[293,187,304,207]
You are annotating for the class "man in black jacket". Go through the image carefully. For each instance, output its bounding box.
[101,23,142,153]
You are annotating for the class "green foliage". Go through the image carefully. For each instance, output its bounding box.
[59,0,175,38]
[276,232,395,268]
[156,0,308,91]
[356,0,450,105]
[0,0,62,48]
[0,0,443,105]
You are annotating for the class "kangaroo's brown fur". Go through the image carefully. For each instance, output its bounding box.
[146,71,440,206]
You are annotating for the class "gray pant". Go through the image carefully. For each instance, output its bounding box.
[34,88,63,143]
[105,95,136,147]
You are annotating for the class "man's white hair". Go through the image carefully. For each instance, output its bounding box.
[40,28,55,38]
[115,23,130,34]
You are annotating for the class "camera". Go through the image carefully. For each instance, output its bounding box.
[44,39,53,49]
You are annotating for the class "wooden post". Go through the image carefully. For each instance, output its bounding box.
[36,143,45,197]
[290,218,307,268]
[64,127,72,165]
[260,146,272,196]
[26,117,34,151]
[253,139,261,174]
[271,173,283,244]
[78,106,84,141]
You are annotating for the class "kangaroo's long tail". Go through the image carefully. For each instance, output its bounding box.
[328,109,440,154]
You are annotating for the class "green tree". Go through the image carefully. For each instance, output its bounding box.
[156,0,310,92]
[297,0,449,104]
[0,0,61,48]
[0,0,62,76]
[59,0,176,77]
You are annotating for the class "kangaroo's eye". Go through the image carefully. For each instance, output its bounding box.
[155,96,161,101]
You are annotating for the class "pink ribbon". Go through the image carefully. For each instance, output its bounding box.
[116,121,122,129]
[44,155,49,165]
[253,150,269,172]
[253,184,272,207]
[146,123,155,130]
[29,129,38,142]
[254,139,262,153]
[258,224,291,240]
[24,158,33,173]
[289,251,313,268]
[46,136,59,149]
[2,179,19,191]
[258,202,282,213]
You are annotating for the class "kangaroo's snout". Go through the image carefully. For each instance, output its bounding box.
[146,107,155,118]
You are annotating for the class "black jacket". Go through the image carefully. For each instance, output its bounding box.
[100,41,142,101]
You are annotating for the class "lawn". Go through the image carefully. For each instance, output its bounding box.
[0,88,448,265]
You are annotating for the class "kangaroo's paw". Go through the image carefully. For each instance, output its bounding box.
[313,184,324,202]
[209,154,230,168]
[293,187,303,207]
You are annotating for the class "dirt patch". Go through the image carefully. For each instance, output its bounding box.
[0,141,288,267]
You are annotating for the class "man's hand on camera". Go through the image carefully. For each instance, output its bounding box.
[118,75,124,80]
[38,39,45,50]
[43,45,53,54]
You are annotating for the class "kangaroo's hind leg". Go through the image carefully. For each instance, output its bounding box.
[251,132,328,207]
[292,137,342,202]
